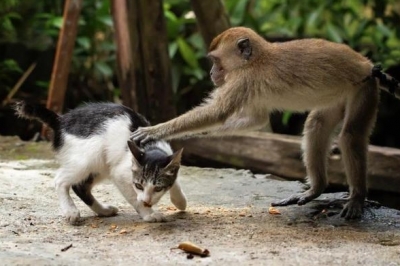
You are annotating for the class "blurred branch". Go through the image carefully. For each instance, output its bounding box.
[2,62,36,106]
[190,0,231,48]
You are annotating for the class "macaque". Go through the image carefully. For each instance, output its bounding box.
[132,27,400,219]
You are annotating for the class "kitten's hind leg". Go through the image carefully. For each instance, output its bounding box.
[169,181,187,211]
[54,170,81,225]
[72,174,118,217]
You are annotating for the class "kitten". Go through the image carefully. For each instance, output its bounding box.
[14,102,186,224]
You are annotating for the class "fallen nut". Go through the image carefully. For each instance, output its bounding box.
[268,206,281,215]
[178,241,210,257]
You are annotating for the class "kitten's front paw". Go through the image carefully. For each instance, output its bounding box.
[97,205,118,217]
[64,209,80,225]
[171,194,187,211]
[143,212,166,223]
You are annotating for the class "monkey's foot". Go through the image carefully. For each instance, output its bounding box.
[271,189,321,206]
[340,198,364,220]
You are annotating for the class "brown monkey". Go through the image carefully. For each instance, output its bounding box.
[132,27,400,219]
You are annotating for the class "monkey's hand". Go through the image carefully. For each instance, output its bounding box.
[131,126,160,145]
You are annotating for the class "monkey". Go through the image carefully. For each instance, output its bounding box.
[132,27,400,219]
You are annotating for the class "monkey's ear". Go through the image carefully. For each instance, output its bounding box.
[237,38,252,60]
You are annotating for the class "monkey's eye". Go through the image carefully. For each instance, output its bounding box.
[154,186,163,192]
[135,183,144,190]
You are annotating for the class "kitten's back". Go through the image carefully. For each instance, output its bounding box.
[61,103,150,138]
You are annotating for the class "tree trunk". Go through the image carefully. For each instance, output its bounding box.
[135,0,176,123]
[111,0,139,112]
[190,0,231,48]
[46,0,82,114]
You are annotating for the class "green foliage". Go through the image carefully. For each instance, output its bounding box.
[226,0,400,68]
[0,59,22,91]
[164,0,208,95]
[71,0,115,83]
[1,0,399,107]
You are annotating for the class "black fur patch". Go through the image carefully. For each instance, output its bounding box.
[141,148,171,169]
[72,174,95,206]
[61,103,150,138]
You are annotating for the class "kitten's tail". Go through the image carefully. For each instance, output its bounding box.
[14,101,60,131]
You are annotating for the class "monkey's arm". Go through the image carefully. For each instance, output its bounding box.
[131,82,268,144]
[131,96,233,144]
[170,114,269,139]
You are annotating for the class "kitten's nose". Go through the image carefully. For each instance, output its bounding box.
[142,200,152,208]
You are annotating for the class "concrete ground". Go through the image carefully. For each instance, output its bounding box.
[0,136,399,266]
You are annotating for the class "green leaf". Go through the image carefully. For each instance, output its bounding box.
[326,23,343,43]
[98,16,113,27]
[376,21,392,37]
[2,59,22,73]
[177,37,198,68]
[231,0,249,25]
[94,61,113,78]
[76,37,91,50]
[169,42,178,58]
[50,17,64,29]
[282,111,292,126]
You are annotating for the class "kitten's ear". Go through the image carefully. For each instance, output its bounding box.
[162,148,183,178]
[127,141,143,167]
[163,148,183,177]
[167,148,183,167]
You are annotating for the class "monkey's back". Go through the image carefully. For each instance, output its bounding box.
[259,39,375,111]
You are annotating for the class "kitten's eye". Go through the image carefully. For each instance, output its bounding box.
[154,186,163,192]
[135,183,144,190]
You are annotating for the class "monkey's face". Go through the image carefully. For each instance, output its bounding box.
[208,54,225,87]
[208,31,253,87]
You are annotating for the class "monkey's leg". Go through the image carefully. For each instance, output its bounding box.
[272,105,343,207]
[338,81,379,219]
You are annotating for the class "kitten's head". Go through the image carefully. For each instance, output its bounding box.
[127,141,182,207]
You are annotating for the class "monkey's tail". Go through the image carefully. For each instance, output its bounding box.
[372,65,400,99]
[14,101,60,131]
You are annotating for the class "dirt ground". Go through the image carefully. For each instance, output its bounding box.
[0,136,399,266]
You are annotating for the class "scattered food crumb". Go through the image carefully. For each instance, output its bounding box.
[110,224,117,230]
[268,207,281,215]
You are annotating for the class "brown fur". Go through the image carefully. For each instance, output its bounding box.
[132,27,400,219]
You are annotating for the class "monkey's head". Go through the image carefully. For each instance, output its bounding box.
[208,27,264,87]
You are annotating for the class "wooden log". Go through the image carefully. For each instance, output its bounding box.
[190,0,231,47]
[173,132,400,193]
[46,0,82,114]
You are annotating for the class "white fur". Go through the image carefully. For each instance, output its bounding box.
[54,115,186,224]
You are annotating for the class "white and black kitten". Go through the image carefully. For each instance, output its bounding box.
[15,102,186,224]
